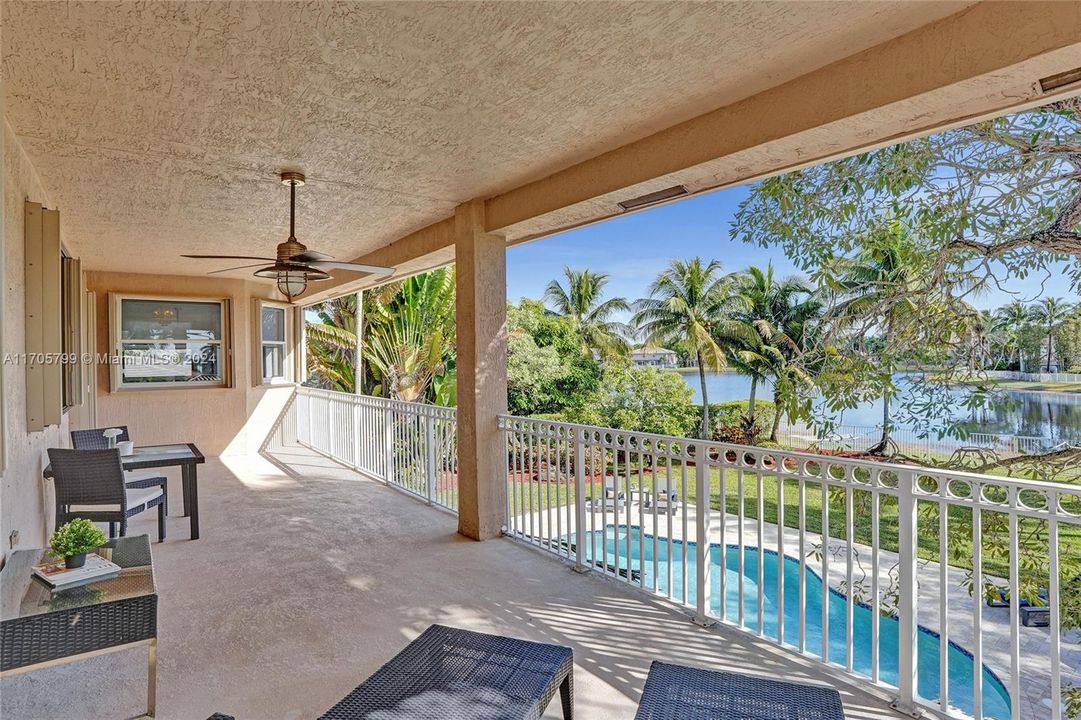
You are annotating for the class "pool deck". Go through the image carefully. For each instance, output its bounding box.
[3,440,911,720]
[509,495,1080,720]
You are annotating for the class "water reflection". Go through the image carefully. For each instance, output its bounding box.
[683,371,1080,443]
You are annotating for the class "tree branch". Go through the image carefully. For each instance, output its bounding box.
[943,186,1081,258]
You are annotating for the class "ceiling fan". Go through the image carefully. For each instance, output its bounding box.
[182,171,394,301]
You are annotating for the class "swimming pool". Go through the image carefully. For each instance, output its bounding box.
[575,525,1011,720]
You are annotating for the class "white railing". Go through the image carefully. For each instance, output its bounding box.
[295,386,458,512]
[965,433,1069,457]
[978,371,1081,384]
[500,414,1081,720]
[287,387,1079,720]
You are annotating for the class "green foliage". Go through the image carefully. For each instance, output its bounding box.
[705,400,776,433]
[306,269,457,405]
[507,333,564,415]
[733,99,1081,290]
[507,299,603,416]
[564,365,696,437]
[720,263,822,440]
[364,268,456,403]
[48,518,106,559]
[732,98,1081,441]
[305,294,359,393]
[1028,296,1077,372]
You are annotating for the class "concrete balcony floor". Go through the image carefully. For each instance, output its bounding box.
[2,440,907,719]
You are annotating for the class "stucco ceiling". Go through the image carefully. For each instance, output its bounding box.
[2,1,973,279]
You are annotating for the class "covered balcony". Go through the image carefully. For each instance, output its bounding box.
[1,434,911,719]
[2,3,1080,720]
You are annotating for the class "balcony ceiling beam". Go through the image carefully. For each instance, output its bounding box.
[303,0,1081,304]
[485,1,1081,239]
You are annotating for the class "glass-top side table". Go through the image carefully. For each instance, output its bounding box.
[1,534,158,718]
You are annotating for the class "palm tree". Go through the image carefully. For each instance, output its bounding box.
[992,301,1030,371]
[364,268,456,403]
[769,293,823,442]
[306,269,457,403]
[722,265,803,425]
[1028,297,1076,372]
[633,258,737,438]
[544,267,631,358]
[830,222,924,454]
[305,294,359,392]
[720,264,823,442]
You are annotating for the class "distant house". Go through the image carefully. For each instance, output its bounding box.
[1037,337,1060,372]
[631,347,679,369]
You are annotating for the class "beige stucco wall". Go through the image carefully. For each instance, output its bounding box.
[1,119,297,559]
[84,271,295,458]
[1,120,69,556]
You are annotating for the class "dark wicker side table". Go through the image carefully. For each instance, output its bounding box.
[319,624,574,720]
[1,535,158,718]
[634,661,846,720]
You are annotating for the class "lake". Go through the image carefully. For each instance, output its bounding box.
[678,370,1081,446]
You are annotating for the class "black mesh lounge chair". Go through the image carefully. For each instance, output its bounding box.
[71,426,166,493]
[634,661,845,720]
[48,448,167,542]
[319,624,573,720]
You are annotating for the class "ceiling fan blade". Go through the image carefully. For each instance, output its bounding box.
[182,254,275,261]
[206,263,272,275]
[290,249,333,262]
[308,260,395,275]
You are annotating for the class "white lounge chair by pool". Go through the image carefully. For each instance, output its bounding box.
[653,477,680,514]
[589,477,625,511]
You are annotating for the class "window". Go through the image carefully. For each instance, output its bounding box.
[111,295,230,389]
[259,303,289,383]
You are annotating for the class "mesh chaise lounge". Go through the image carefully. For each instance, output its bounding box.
[634,661,845,720]
[319,624,573,720]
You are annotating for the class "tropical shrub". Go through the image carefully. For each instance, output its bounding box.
[364,268,456,403]
[305,294,359,392]
[507,333,565,415]
[507,300,603,415]
[704,400,776,434]
[565,365,696,437]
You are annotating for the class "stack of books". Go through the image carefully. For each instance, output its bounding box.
[32,555,121,590]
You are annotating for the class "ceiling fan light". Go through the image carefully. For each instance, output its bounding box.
[277,271,308,301]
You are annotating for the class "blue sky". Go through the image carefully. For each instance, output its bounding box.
[506,184,1077,313]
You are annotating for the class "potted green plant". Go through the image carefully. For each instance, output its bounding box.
[48,518,107,569]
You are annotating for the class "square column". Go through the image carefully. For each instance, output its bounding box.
[454,200,507,540]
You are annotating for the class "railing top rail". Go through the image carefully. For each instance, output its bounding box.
[500,413,1081,497]
[298,386,457,417]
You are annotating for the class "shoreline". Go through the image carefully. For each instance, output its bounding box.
[675,367,1081,395]
[948,377,1081,395]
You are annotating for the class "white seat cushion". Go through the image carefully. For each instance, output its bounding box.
[69,485,163,513]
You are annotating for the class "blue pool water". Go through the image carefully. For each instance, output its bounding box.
[576,526,1012,720]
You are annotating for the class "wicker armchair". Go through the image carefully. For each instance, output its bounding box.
[70,426,131,449]
[48,448,167,542]
[71,426,167,494]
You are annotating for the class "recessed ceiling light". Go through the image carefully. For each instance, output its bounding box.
[1039,67,1081,94]
[617,185,688,211]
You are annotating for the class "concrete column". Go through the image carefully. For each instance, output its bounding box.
[454,199,507,540]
